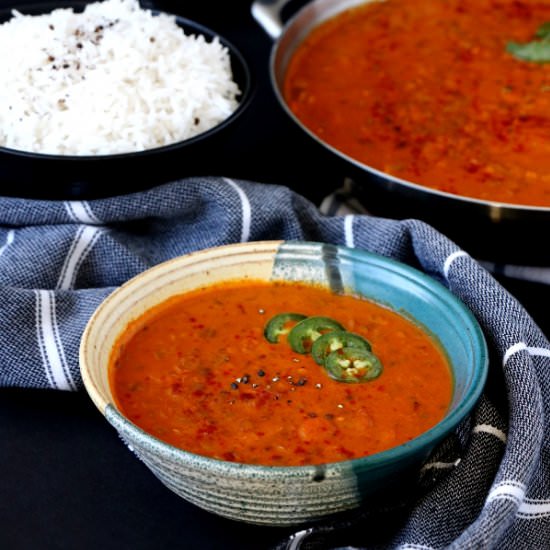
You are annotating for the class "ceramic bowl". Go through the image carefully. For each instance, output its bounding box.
[79,240,488,526]
[0,1,253,200]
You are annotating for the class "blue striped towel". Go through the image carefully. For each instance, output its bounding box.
[1,177,548,549]
[321,178,550,286]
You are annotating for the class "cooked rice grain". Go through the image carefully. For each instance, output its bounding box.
[0,0,241,155]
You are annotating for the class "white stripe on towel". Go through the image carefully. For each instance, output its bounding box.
[344,214,355,248]
[0,229,14,257]
[517,498,550,519]
[473,424,507,443]
[64,200,102,225]
[443,250,469,279]
[486,481,526,506]
[286,528,314,550]
[57,225,104,290]
[504,342,550,365]
[35,289,76,391]
[421,459,460,473]
[224,178,251,242]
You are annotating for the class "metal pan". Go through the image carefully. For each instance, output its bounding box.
[252,0,550,265]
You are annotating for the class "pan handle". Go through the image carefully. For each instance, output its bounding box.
[251,0,291,39]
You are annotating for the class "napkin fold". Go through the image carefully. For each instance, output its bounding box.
[1,177,548,549]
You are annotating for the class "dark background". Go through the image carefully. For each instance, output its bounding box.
[0,1,548,549]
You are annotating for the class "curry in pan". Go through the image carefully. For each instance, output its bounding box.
[284,0,550,207]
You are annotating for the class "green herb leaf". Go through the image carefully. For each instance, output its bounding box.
[507,40,550,63]
[534,21,550,40]
[507,21,550,63]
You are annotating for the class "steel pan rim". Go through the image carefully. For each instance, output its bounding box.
[267,0,550,221]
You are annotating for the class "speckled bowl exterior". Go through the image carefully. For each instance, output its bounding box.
[79,240,488,526]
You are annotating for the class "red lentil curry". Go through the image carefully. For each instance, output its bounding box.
[283,0,550,207]
[109,280,453,466]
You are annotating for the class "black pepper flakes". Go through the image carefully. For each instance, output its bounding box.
[257,369,265,377]
[230,382,238,390]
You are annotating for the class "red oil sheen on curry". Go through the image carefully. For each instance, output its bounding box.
[109,280,453,466]
[283,0,550,206]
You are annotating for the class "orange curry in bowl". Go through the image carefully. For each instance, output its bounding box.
[283,0,550,207]
[109,280,452,467]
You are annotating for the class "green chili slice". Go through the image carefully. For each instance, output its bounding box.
[287,316,344,354]
[311,330,372,365]
[264,312,307,343]
[324,347,383,383]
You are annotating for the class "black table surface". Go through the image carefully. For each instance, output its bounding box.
[1,1,548,549]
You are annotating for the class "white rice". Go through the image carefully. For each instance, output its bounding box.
[0,0,241,155]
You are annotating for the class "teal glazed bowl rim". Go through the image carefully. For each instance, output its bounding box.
[80,240,489,524]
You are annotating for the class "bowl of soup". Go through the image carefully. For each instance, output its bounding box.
[0,0,252,199]
[79,240,488,526]
[252,0,550,264]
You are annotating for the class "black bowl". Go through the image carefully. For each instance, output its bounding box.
[0,1,253,199]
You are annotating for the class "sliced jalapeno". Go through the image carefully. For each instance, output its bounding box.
[311,330,372,365]
[324,347,383,383]
[264,312,307,343]
[287,316,344,354]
